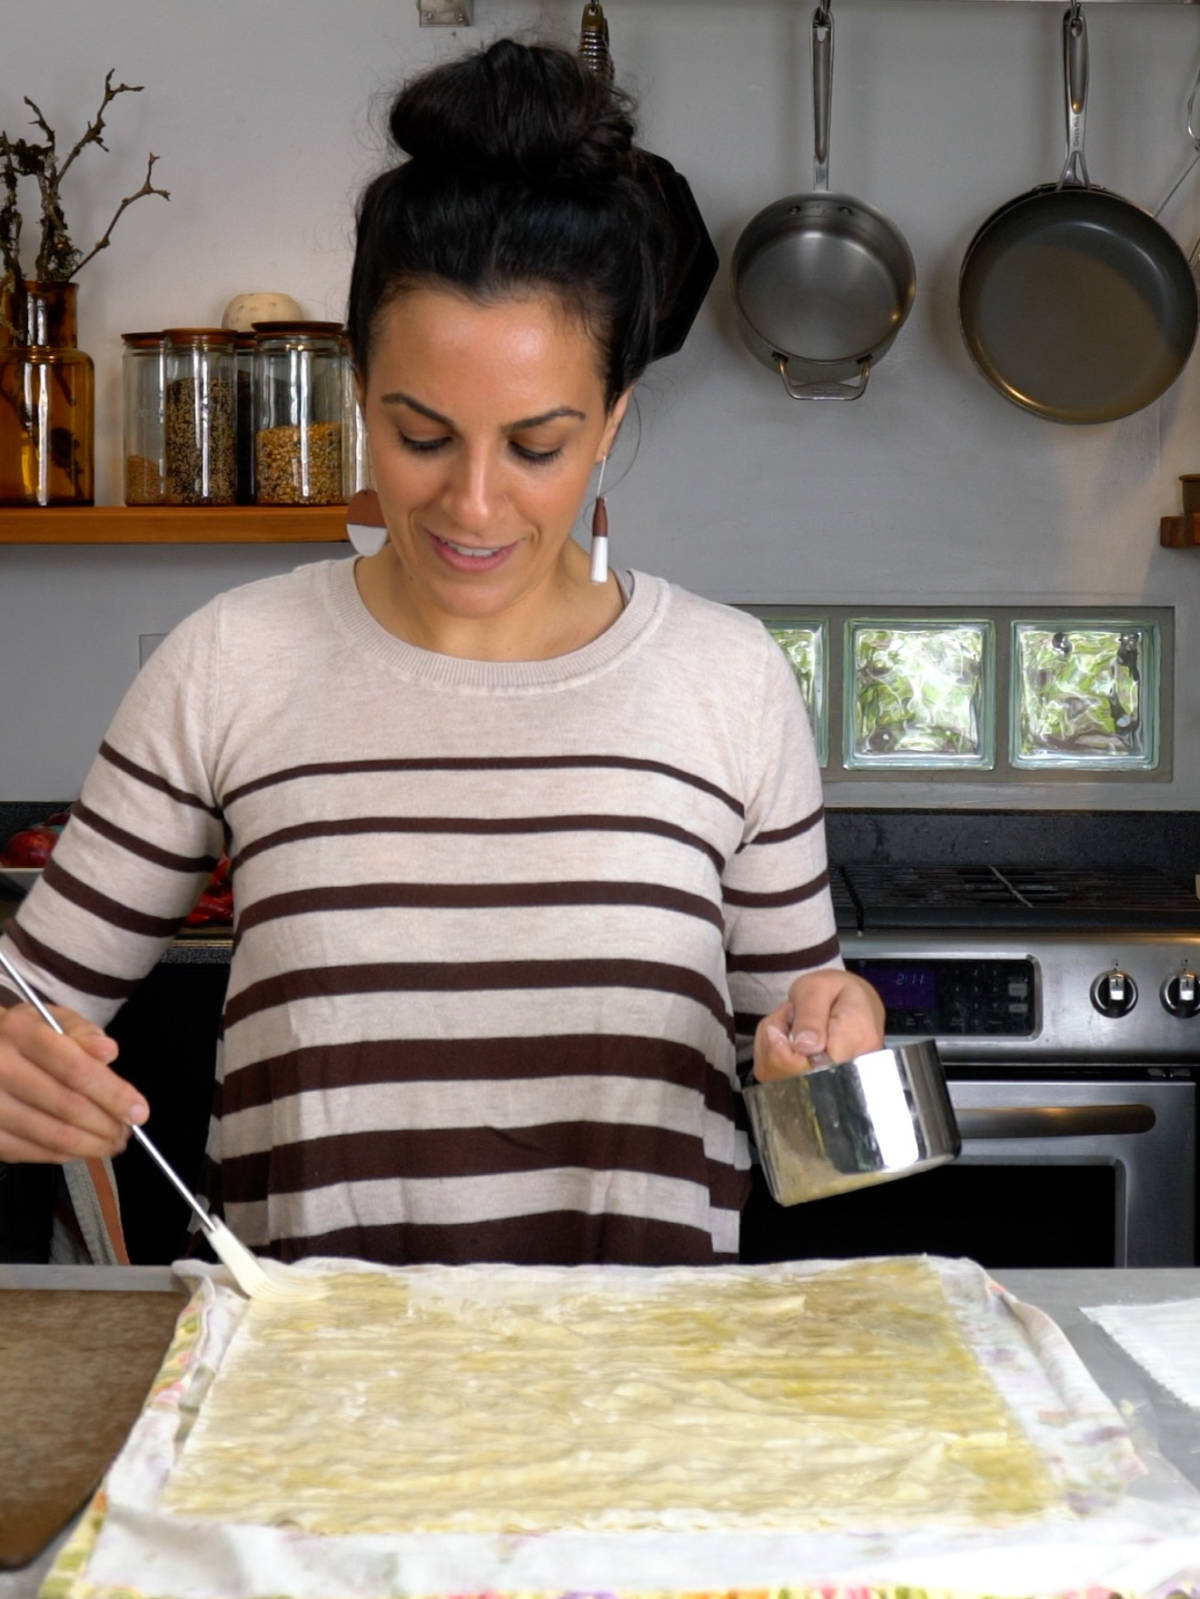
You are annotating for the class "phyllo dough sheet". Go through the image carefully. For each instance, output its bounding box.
[163,1255,1057,1535]
[41,1255,1200,1599]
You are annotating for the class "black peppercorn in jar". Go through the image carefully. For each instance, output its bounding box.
[252,321,348,506]
[121,331,167,506]
[163,328,237,506]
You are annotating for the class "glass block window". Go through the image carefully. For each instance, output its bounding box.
[765,619,828,765]
[845,619,995,769]
[1011,621,1159,769]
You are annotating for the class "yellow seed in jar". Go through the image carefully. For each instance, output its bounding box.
[255,422,344,505]
[125,453,165,505]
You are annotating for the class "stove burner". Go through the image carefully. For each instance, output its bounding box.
[835,863,1200,931]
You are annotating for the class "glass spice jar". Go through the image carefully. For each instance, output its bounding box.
[121,331,167,505]
[233,331,256,504]
[252,321,347,505]
[163,328,236,506]
[340,330,372,499]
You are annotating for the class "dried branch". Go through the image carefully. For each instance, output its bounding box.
[21,95,57,157]
[16,96,74,278]
[2,130,52,180]
[31,177,78,281]
[0,68,167,288]
[57,70,144,185]
[72,152,169,274]
[0,145,22,296]
[21,94,77,280]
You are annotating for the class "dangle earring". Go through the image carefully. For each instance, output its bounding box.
[589,457,609,584]
[346,488,388,557]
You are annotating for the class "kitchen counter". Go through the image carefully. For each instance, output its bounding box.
[1000,1268,1200,1496]
[1,1264,1199,1597]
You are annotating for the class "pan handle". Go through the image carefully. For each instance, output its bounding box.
[1152,62,1200,219]
[1059,3,1090,189]
[812,2,832,194]
[777,353,871,401]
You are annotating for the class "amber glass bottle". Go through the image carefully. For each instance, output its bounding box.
[0,281,95,505]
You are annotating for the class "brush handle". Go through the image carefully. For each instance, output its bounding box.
[126,1125,217,1233]
[0,948,216,1235]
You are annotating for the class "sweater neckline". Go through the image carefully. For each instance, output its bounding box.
[320,556,665,690]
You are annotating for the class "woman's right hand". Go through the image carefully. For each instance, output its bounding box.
[0,1003,148,1162]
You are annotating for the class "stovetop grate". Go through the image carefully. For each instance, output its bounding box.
[834,863,1200,931]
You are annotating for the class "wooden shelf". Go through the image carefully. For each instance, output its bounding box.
[1161,513,1200,548]
[0,506,349,544]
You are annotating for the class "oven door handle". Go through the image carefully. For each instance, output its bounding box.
[956,1104,1157,1139]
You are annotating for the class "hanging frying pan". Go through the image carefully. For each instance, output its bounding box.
[731,1,916,401]
[959,3,1198,425]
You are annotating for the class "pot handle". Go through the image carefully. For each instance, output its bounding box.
[1152,61,1200,219]
[777,353,871,400]
[1058,3,1090,189]
[812,2,833,194]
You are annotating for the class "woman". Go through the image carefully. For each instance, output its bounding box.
[0,38,883,1267]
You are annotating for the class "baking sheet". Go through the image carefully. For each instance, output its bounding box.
[0,1288,187,1570]
[40,1255,1200,1599]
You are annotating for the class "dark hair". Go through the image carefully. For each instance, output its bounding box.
[347,38,666,408]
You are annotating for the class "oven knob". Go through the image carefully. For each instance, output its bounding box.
[1161,970,1200,1019]
[1090,967,1138,1018]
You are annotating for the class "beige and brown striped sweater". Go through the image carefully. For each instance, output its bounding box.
[1,560,840,1266]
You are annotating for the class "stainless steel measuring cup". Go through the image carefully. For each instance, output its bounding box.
[742,1039,960,1205]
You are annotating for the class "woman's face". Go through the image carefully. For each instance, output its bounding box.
[359,284,629,645]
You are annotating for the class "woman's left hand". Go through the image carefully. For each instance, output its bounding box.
[753,968,886,1082]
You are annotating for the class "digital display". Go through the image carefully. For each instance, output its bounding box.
[843,956,1037,1036]
[850,960,938,1012]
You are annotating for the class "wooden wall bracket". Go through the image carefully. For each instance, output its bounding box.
[1160,513,1200,547]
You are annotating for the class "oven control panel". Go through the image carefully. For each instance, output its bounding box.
[843,957,1038,1037]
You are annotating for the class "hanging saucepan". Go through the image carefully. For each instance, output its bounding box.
[731,1,916,401]
[958,4,1198,425]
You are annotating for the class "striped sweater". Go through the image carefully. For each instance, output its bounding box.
[1,559,840,1266]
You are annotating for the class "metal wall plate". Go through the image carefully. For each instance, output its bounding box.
[418,0,473,24]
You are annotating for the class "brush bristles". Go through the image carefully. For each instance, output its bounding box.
[209,1219,327,1302]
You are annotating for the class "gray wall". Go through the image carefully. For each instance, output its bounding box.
[3,0,1200,808]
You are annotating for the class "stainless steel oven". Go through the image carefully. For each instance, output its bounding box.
[739,866,1199,1271]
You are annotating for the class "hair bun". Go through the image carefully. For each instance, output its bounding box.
[388,38,635,183]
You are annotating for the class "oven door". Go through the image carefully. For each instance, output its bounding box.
[739,1073,1196,1270]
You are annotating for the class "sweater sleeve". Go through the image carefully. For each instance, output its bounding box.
[0,600,227,1026]
[721,629,841,1066]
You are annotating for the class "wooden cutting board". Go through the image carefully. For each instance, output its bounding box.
[0,1287,188,1569]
